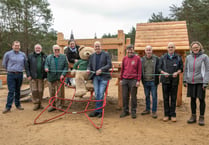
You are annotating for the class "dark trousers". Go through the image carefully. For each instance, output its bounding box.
[6,72,23,109]
[122,79,137,114]
[191,97,205,116]
[162,83,178,117]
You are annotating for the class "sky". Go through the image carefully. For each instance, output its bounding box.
[48,0,183,39]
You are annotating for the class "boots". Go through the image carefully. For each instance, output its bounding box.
[199,115,205,126]
[187,114,196,124]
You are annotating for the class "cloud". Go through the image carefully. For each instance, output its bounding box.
[48,0,183,39]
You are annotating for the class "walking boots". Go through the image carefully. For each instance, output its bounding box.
[187,114,196,124]
[199,115,205,126]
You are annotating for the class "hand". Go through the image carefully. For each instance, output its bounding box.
[60,75,64,81]
[163,71,169,78]
[172,72,178,78]
[136,81,140,87]
[120,80,123,85]
[45,68,49,72]
[75,59,78,63]
[86,70,90,74]
[27,76,32,81]
[184,83,188,87]
[96,69,102,75]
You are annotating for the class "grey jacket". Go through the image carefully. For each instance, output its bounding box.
[183,51,209,87]
[87,51,112,80]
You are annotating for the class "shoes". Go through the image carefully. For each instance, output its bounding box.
[131,113,136,119]
[120,112,130,118]
[163,116,169,122]
[187,114,196,124]
[152,112,158,119]
[39,104,44,109]
[171,117,177,122]
[88,112,100,117]
[16,106,24,110]
[141,110,150,115]
[97,112,103,118]
[2,108,10,114]
[33,104,40,111]
[199,116,205,126]
[48,106,56,112]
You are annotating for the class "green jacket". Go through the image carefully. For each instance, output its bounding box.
[73,59,88,70]
[45,54,68,82]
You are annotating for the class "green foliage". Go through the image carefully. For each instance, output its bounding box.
[148,12,174,22]
[0,0,55,58]
[149,0,209,54]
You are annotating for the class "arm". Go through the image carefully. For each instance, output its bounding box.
[173,56,183,78]
[2,52,8,70]
[45,55,50,72]
[99,52,112,72]
[137,57,142,82]
[25,54,31,78]
[62,56,69,76]
[203,55,209,88]
[183,57,188,87]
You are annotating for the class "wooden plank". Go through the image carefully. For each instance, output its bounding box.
[135,46,190,51]
[135,39,189,43]
[135,34,189,39]
[136,21,186,27]
[135,42,190,47]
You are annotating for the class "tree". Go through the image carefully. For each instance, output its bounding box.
[148,12,173,22]
[0,0,53,56]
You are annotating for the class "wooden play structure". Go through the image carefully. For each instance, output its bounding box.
[57,20,190,108]
[135,21,190,106]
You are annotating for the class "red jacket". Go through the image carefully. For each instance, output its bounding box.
[120,55,142,81]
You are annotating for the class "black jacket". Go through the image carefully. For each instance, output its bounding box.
[64,45,80,65]
[141,55,160,85]
[159,53,183,85]
[25,52,47,79]
[87,51,112,80]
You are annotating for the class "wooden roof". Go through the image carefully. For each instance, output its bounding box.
[135,21,190,51]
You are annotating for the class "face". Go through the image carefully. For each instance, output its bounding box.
[34,45,42,54]
[69,41,75,48]
[126,47,134,57]
[167,44,175,54]
[145,47,152,57]
[191,43,201,54]
[53,46,60,56]
[12,42,20,52]
[94,43,102,54]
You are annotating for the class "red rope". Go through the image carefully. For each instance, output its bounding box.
[34,69,113,129]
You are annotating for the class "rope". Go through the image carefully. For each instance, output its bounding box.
[34,68,114,129]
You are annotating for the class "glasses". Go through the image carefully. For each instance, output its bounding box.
[168,47,173,48]
[54,49,60,51]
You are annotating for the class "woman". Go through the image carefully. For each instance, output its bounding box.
[183,41,209,126]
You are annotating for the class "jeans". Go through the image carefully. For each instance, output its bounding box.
[162,83,178,117]
[143,81,158,112]
[122,79,138,114]
[93,76,108,113]
[6,72,23,109]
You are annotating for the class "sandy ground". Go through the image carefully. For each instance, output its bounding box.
[0,78,209,145]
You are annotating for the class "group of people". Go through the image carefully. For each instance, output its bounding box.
[2,40,209,126]
[120,41,209,126]
[1,40,112,119]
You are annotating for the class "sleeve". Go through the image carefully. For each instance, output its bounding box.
[25,54,31,77]
[183,57,188,83]
[73,61,79,70]
[87,55,93,71]
[203,55,209,87]
[178,55,184,72]
[158,55,164,73]
[45,55,50,70]
[2,52,9,69]
[62,56,69,76]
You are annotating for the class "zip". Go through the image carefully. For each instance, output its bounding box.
[192,55,196,83]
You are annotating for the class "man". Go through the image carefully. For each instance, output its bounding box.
[45,45,68,112]
[87,41,112,118]
[25,44,47,111]
[64,40,80,85]
[120,44,142,119]
[141,45,159,118]
[159,42,183,122]
[2,41,26,114]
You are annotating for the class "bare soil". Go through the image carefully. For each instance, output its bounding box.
[0,78,209,145]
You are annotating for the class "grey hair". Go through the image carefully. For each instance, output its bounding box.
[167,42,175,48]
[94,41,101,46]
[52,44,60,50]
[145,45,152,50]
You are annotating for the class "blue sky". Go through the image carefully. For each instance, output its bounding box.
[48,0,183,39]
